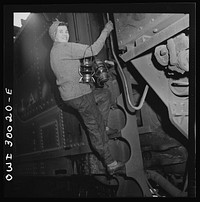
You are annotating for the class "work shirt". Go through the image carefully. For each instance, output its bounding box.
[50,29,109,101]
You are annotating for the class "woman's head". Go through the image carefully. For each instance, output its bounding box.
[49,20,69,42]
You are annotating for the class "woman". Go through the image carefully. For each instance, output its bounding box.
[49,19,125,175]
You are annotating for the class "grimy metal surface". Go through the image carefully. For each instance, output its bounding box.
[12,12,191,197]
[130,53,188,138]
[113,13,189,138]
[13,12,152,196]
[13,13,97,175]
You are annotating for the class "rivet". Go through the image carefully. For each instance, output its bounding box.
[153,28,158,33]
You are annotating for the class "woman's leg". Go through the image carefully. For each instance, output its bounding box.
[65,93,114,166]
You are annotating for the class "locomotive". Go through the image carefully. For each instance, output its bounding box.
[4,8,195,197]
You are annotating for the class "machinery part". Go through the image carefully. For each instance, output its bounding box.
[130,53,188,138]
[177,49,189,72]
[116,175,144,197]
[118,14,189,62]
[109,137,131,163]
[93,175,119,186]
[169,78,189,97]
[115,95,152,197]
[167,38,177,66]
[107,104,126,132]
[167,33,189,73]
[154,45,169,66]
[107,13,149,112]
[106,14,152,196]
[146,170,187,197]
[168,98,188,138]
[142,145,187,168]
[140,126,182,151]
[153,33,189,74]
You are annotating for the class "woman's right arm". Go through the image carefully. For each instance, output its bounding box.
[65,20,113,59]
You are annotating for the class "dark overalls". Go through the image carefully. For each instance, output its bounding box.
[64,88,114,166]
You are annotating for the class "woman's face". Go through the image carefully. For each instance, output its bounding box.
[55,25,69,42]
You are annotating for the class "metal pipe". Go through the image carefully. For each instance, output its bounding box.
[106,13,149,111]
[146,170,187,197]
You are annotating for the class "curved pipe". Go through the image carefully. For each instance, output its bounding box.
[106,13,149,111]
[146,170,187,197]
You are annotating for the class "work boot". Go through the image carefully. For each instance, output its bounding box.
[107,161,126,175]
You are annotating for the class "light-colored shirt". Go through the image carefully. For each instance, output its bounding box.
[50,29,109,101]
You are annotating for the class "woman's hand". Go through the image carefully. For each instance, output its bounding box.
[104,20,113,33]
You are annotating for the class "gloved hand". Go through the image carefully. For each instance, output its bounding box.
[104,20,113,35]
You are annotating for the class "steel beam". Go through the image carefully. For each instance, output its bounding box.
[120,14,189,62]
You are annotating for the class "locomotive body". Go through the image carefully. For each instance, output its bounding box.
[4,9,194,197]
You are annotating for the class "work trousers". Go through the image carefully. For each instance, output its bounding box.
[64,88,114,166]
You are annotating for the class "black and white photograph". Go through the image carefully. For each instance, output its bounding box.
[3,3,196,198]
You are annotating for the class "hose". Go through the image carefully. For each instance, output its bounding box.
[106,13,149,111]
